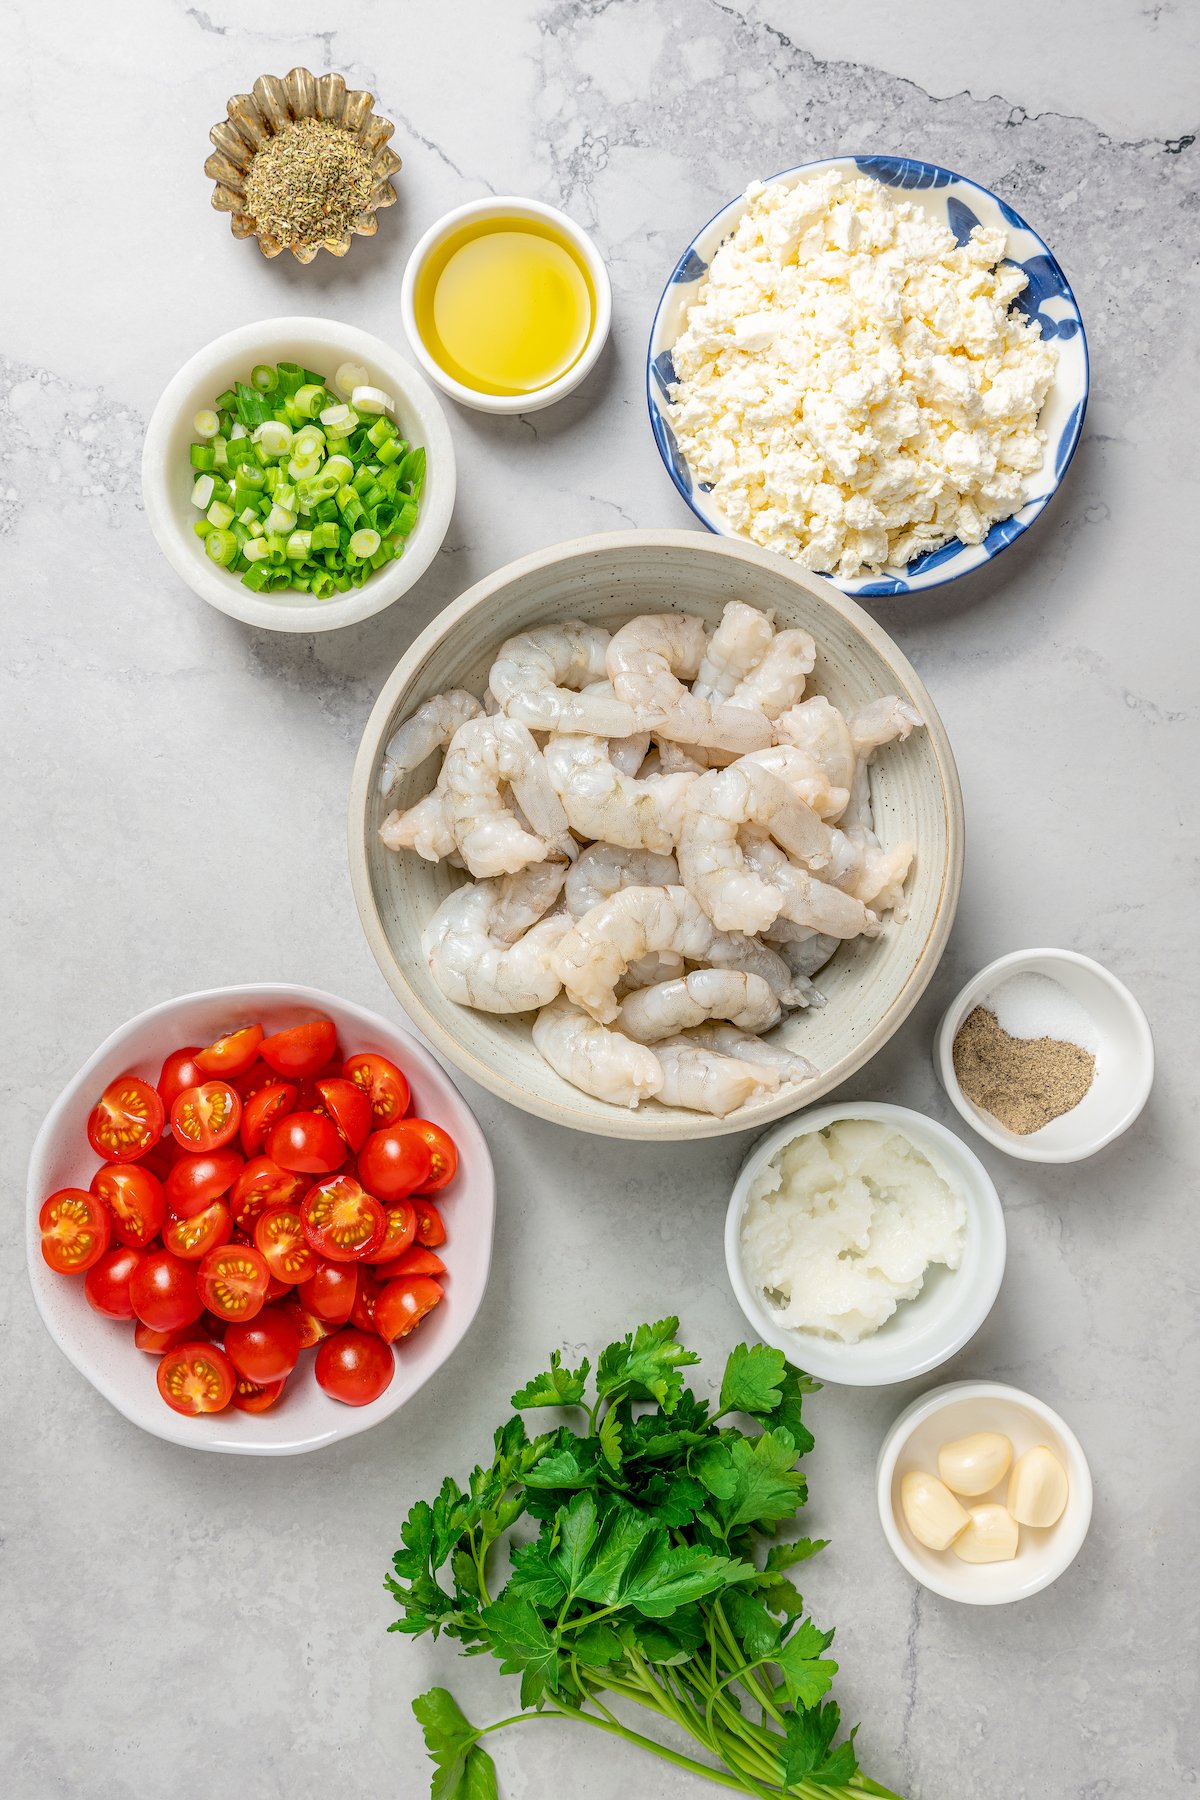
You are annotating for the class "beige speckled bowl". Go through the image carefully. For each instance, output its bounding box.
[348,531,964,1139]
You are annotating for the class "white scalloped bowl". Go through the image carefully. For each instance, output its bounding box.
[25,984,495,1455]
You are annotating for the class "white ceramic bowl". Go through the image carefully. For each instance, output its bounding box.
[935,949,1154,1163]
[26,984,495,1455]
[142,318,456,632]
[724,1101,1006,1385]
[400,196,612,413]
[877,1380,1093,1604]
[647,154,1089,597]
[348,529,964,1140]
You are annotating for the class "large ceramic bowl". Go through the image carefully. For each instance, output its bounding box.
[349,530,964,1140]
[26,984,495,1455]
[647,155,1089,598]
[142,318,456,632]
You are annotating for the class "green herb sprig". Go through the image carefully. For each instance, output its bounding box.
[387,1319,904,1800]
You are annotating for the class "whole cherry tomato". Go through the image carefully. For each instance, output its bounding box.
[342,1052,409,1129]
[259,1021,338,1080]
[84,1245,145,1319]
[90,1163,166,1248]
[375,1276,444,1342]
[87,1077,164,1163]
[314,1329,395,1406]
[357,1125,432,1200]
[130,1251,203,1332]
[39,1189,111,1274]
[265,1111,346,1176]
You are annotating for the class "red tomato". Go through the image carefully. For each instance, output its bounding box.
[84,1245,145,1319]
[412,1198,446,1248]
[374,1245,447,1282]
[130,1250,203,1331]
[163,1200,233,1260]
[156,1046,206,1110]
[134,1320,206,1354]
[260,1020,338,1080]
[266,1110,346,1175]
[138,1137,181,1182]
[197,1245,270,1323]
[87,1077,164,1164]
[350,1268,381,1333]
[264,1272,291,1300]
[239,1082,299,1156]
[297,1259,358,1325]
[407,1120,459,1193]
[302,1176,386,1262]
[315,1076,373,1152]
[232,1059,275,1100]
[375,1276,444,1342]
[363,1199,417,1265]
[171,1081,241,1153]
[165,1146,244,1217]
[342,1052,410,1129]
[229,1156,308,1229]
[357,1125,432,1200]
[157,1342,235,1415]
[195,1024,264,1080]
[39,1189,111,1274]
[280,1297,336,1348]
[224,1307,302,1383]
[314,1329,395,1406]
[90,1163,166,1248]
[253,1204,317,1285]
[232,1375,287,1412]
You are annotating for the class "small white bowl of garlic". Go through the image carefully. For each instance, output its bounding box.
[876,1380,1093,1604]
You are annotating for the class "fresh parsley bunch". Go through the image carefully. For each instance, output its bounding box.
[387,1319,903,1799]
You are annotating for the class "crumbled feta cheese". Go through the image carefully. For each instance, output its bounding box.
[668,171,1057,579]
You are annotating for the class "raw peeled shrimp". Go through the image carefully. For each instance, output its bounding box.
[579,681,652,775]
[442,715,569,877]
[676,761,836,934]
[848,696,923,760]
[728,629,816,718]
[378,690,483,798]
[380,791,455,861]
[616,969,781,1043]
[564,843,680,917]
[682,1022,818,1085]
[743,835,880,940]
[489,859,570,944]
[652,1040,774,1117]
[742,744,850,821]
[490,622,638,736]
[691,602,774,702]
[552,884,718,1022]
[773,696,856,797]
[607,614,771,754]
[422,880,571,1013]
[544,734,695,854]
[704,930,824,1009]
[532,995,663,1109]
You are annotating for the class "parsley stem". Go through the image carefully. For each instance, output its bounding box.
[546,1698,772,1793]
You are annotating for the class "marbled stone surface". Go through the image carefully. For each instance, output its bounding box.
[2,3,1197,1796]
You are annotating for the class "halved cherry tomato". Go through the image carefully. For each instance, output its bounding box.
[302,1176,386,1262]
[229,1156,308,1229]
[297,1259,358,1325]
[157,1342,235,1415]
[166,1146,244,1217]
[260,1020,338,1081]
[350,1268,381,1334]
[163,1200,233,1260]
[374,1245,447,1282]
[239,1082,299,1156]
[225,1307,302,1383]
[195,1023,264,1080]
[197,1245,270,1323]
[408,1120,459,1193]
[357,1125,432,1200]
[232,1375,287,1412]
[314,1329,395,1406]
[157,1047,206,1110]
[134,1320,207,1354]
[87,1077,164,1164]
[84,1245,145,1318]
[412,1198,446,1248]
[232,1059,275,1100]
[90,1163,166,1248]
[171,1081,241,1153]
[130,1250,203,1331]
[280,1297,336,1348]
[375,1276,444,1342]
[363,1199,417,1264]
[254,1205,317,1285]
[266,1110,346,1175]
[39,1189,111,1273]
[342,1052,410,1129]
[315,1076,373,1153]
[138,1137,182,1182]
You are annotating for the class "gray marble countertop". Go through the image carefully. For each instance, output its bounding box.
[3,3,1197,1796]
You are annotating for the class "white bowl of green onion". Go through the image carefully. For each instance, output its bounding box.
[142,318,456,632]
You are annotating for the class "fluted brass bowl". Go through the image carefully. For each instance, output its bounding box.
[205,67,401,262]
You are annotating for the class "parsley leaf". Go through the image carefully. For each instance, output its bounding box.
[595,1317,700,1411]
[693,1427,809,1532]
[511,1350,591,1411]
[481,1596,561,1694]
[775,1619,838,1708]
[412,1688,498,1800]
[719,1342,787,1416]
[781,1702,859,1788]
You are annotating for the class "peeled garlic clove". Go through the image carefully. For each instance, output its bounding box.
[952,1503,1019,1563]
[1008,1445,1069,1527]
[899,1470,970,1551]
[937,1431,1013,1497]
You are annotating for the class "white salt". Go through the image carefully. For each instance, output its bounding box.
[983,971,1099,1054]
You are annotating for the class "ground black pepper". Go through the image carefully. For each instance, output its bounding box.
[952,1005,1095,1134]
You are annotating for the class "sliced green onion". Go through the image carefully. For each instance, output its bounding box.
[205,528,239,567]
[243,537,271,561]
[193,519,213,540]
[207,499,235,529]
[254,419,293,458]
[350,384,394,416]
[320,402,355,432]
[322,453,354,486]
[229,421,247,440]
[193,409,219,439]
[274,483,297,511]
[251,364,278,392]
[214,387,238,411]
[287,454,324,483]
[294,383,326,419]
[335,360,369,397]
[293,425,325,458]
[286,530,313,560]
[275,362,304,397]
[311,521,340,551]
[265,503,296,533]
[349,528,381,559]
[191,474,215,509]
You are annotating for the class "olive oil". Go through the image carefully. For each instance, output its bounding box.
[414,215,595,397]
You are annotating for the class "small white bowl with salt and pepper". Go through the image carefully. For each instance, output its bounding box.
[935,949,1154,1164]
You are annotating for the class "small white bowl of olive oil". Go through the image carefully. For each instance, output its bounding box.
[400,196,612,414]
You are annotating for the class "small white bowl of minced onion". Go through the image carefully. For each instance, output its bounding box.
[142,318,456,633]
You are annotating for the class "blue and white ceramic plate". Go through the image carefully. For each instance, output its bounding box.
[646,155,1089,598]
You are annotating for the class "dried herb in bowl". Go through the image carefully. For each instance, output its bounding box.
[243,120,375,253]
